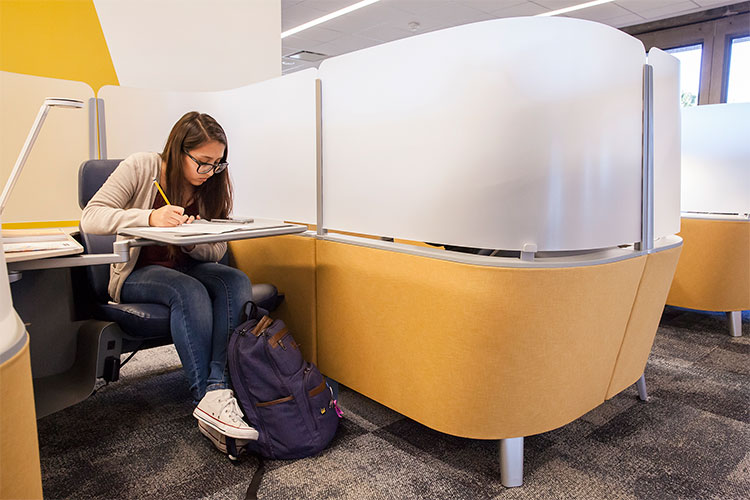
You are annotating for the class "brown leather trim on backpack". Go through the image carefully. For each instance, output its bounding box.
[269,327,289,348]
[308,381,326,398]
[255,395,294,407]
[251,316,273,337]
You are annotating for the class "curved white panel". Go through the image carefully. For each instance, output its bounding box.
[0,72,93,223]
[681,103,750,215]
[0,218,26,355]
[99,69,318,223]
[648,48,682,238]
[319,17,645,251]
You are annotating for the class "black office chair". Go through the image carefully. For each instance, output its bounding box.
[77,159,282,382]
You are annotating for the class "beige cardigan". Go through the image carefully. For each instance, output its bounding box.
[80,152,226,303]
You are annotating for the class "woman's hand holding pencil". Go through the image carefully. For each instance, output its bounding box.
[148,178,196,227]
[149,205,193,227]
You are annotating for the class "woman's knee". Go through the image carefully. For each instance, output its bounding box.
[122,266,209,307]
[193,263,252,298]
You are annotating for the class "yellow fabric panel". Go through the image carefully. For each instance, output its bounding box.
[2,220,79,229]
[667,219,750,311]
[229,235,318,364]
[0,338,42,500]
[316,239,646,439]
[606,245,682,399]
[0,0,118,92]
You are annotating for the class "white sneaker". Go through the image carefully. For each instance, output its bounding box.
[193,389,259,440]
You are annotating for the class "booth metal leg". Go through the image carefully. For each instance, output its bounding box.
[636,373,649,401]
[499,437,524,487]
[727,311,743,337]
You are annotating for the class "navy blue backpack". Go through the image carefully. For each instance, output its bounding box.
[227,303,341,460]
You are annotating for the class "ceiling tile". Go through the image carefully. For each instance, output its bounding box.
[355,23,415,43]
[487,2,548,16]
[283,2,332,31]
[281,59,316,75]
[319,4,410,33]
[385,0,495,32]
[622,1,702,21]
[453,0,529,14]
[287,26,346,44]
[614,0,695,15]
[604,12,649,28]
[561,3,634,22]
[313,33,387,57]
[531,0,590,8]
[692,0,746,6]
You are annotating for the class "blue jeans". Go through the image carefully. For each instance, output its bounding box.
[120,262,252,403]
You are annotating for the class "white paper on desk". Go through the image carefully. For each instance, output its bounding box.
[127,222,267,236]
[3,240,80,253]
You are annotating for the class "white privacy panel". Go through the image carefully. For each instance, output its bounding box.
[319,17,646,251]
[648,48,682,238]
[217,71,318,224]
[681,103,750,215]
[98,69,318,223]
[0,72,94,223]
[99,85,212,157]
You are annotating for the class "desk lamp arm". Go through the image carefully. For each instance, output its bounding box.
[0,98,84,217]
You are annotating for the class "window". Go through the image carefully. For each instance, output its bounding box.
[666,44,703,107]
[725,35,750,103]
[627,9,749,105]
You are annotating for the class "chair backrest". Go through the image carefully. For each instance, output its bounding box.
[78,159,122,209]
[78,159,123,303]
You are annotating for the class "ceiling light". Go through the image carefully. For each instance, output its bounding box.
[281,0,382,38]
[535,0,616,17]
[285,50,329,62]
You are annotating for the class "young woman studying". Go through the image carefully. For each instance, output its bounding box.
[81,112,258,441]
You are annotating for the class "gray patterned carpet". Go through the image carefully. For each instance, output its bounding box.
[38,307,749,500]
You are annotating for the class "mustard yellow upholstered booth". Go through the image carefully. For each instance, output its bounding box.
[667,217,749,336]
[231,232,682,486]
[0,333,43,500]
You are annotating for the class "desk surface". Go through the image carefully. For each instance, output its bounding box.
[118,218,307,245]
[2,228,83,263]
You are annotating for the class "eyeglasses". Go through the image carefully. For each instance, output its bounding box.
[183,149,228,175]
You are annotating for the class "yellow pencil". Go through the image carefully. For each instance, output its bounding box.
[153,178,171,205]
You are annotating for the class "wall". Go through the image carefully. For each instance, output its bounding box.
[0,0,281,225]
[93,0,281,92]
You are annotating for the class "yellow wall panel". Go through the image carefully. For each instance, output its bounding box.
[0,0,118,92]
[0,338,42,500]
[667,219,750,311]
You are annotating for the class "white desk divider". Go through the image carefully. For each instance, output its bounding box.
[98,68,319,224]
[681,103,750,216]
[0,72,94,224]
[648,48,682,239]
[318,17,648,252]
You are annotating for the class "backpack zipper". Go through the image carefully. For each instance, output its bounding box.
[303,366,318,431]
[229,329,273,457]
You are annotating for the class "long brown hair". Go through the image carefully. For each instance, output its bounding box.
[161,112,233,219]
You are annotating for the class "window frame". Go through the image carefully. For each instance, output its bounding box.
[632,11,750,105]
